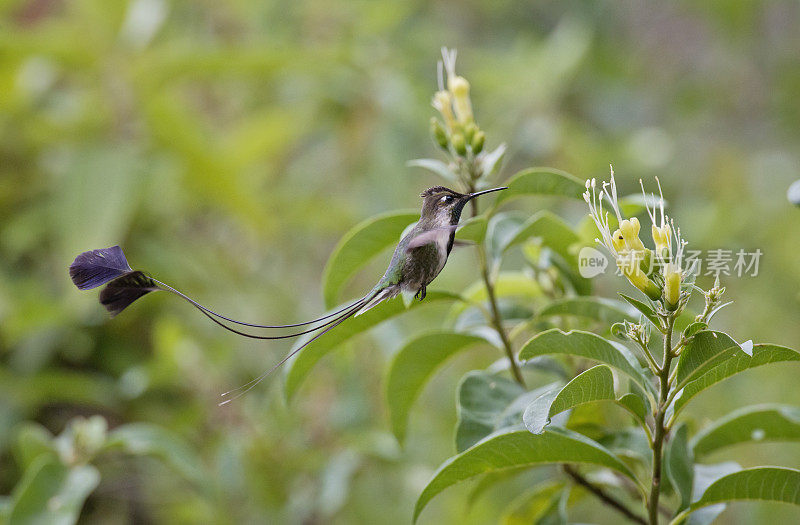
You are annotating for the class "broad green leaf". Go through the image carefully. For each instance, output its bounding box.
[477,143,506,179]
[676,468,800,523]
[524,365,616,434]
[13,423,56,470]
[407,158,459,184]
[682,321,708,339]
[285,292,460,401]
[321,210,419,308]
[686,462,742,525]
[449,272,541,318]
[496,168,585,205]
[518,329,653,395]
[455,215,488,243]
[7,456,99,525]
[500,481,565,525]
[386,332,488,445]
[486,212,527,262]
[537,297,637,325]
[666,423,694,511]
[106,423,205,486]
[692,404,800,458]
[455,371,524,452]
[502,211,579,264]
[674,331,740,387]
[455,372,559,452]
[673,344,800,415]
[413,427,639,522]
[618,293,661,330]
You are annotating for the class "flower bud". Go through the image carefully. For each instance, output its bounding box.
[664,263,682,310]
[430,118,449,150]
[651,223,671,257]
[464,122,478,143]
[451,133,467,156]
[432,91,456,130]
[622,264,662,301]
[448,76,474,124]
[471,130,485,154]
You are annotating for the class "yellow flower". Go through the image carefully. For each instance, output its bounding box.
[664,263,682,309]
[432,90,456,131]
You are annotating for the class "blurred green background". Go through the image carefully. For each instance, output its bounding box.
[2,0,799,523]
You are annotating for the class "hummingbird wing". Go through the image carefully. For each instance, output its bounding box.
[404,225,459,251]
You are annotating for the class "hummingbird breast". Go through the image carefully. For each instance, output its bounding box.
[400,234,448,292]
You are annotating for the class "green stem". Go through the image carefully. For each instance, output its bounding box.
[648,315,676,525]
[468,195,525,388]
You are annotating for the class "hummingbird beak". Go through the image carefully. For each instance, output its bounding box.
[465,186,508,201]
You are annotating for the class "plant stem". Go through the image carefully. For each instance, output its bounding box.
[468,196,526,388]
[648,315,676,525]
[563,465,647,525]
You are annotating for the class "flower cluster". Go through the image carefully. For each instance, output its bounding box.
[584,168,691,311]
[430,49,485,159]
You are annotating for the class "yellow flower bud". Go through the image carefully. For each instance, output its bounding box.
[432,91,456,130]
[651,223,671,257]
[448,76,473,124]
[430,118,449,150]
[451,133,467,156]
[618,260,662,300]
[471,130,485,154]
[664,263,682,309]
[464,122,478,143]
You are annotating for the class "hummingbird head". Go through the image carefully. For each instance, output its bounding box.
[419,186,507,227]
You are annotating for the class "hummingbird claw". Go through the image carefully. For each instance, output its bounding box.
[415,287,427,301]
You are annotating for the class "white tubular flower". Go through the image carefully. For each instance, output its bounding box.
[641,177,671,257]
[441,47,474,124]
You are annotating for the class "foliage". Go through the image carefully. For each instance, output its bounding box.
[3,1,800,524]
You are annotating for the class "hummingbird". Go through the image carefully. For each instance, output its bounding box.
[69,185,506,401]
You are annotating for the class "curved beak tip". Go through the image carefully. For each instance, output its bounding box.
[467,186,508,199]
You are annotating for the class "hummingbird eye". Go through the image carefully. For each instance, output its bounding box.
[440,195,454,205]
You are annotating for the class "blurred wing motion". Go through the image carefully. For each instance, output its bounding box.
[69,245,392,403]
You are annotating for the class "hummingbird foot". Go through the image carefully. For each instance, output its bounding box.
[414,286,427,301]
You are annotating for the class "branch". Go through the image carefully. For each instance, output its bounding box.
[563,465,647,525]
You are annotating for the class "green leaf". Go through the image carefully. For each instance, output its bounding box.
[413,427,639,522]
[386,332,488,445]
[673,344,800,415]
[285,291,460,401]
[455,372,559,452]
[455,372,525,452]
[477,143,506,179]
[692,404,800,458]
[501,211,579,264]
[524,365,616,434]
[500,481,565,525]
[407,158,459,184]
[685,462,742,525]
[666,423,694,512]
[486,212,527,262]
[455,215,488,243]
[673,331,740,387]
[678,468,800,522]
[449,272,541,318]
[105,423,205,486]
[518,329,653,396]
[13,423,56,470]
[618,293,662,329]
[321,210,419,308]
[7,456,99,525]
[496,168,585,205]
[682,322,708,339]
[537,297,637,325]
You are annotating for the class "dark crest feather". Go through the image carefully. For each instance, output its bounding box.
[419,186,462,198]
[99,271,159,317]
[69,246,133,290]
